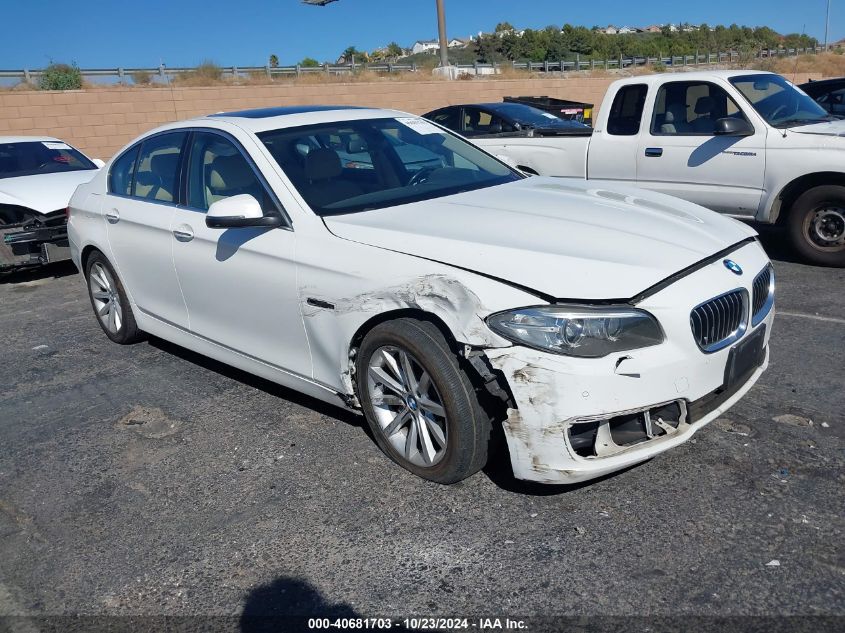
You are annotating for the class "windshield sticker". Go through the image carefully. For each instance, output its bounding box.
[42,141,71,151]
[397,117,443,135]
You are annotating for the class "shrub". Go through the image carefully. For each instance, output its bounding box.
[651,61,667,73]
[194,60,223,81]
[300,57,321,68]
[39,62,82,90]
[131,70,153,85]
[174,60,225,86]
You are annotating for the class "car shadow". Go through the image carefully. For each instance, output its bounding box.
[215,226,273,262]
[752,222,805,265]
[687,136,743,167]
[240,575,410,633]
[147,336,363,430]
[0,260,78,284]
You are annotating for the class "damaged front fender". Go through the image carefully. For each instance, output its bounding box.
[295,233,539,398]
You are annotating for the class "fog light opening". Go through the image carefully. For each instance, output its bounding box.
[568,400,686,458]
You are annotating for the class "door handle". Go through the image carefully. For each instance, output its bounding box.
[172,226,194,242]
[644,147,663,157]
[105,209,120,223]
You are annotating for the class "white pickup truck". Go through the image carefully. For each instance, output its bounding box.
[426,71,845,266]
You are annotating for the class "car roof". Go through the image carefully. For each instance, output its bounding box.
[196,105,411,133]
[0,135,62,144]
[611,69,777,87]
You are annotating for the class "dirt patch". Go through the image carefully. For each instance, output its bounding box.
[713,418,754,436]
[772,414,813,427]
[116,405,182,439]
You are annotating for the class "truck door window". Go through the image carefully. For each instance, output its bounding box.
[651,82,748,136]
[606,85,648,135]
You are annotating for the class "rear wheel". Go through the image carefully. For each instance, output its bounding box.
[85,251,143,344]
[356,318,491,484]
[787,185,845,267]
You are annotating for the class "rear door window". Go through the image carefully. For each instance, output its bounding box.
[108,145,139,196]
[427,108,461,132]
[132,132,187,203]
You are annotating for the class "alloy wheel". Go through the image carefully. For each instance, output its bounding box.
[366,345,448,467]
[88,262,123,334]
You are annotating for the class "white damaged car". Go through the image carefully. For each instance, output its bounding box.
[67,106,774,484]
[1,136,103,271]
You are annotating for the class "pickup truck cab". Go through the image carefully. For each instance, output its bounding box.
[431,71,845,266]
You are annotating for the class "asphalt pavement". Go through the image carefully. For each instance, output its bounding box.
[0,228,843,632]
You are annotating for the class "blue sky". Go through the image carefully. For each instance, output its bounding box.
[0,0,839,68]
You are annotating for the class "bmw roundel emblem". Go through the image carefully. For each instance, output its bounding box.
[723,259,743,275]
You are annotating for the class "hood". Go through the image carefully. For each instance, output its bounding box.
[0,169,99,214]
[788,119,845,137]
[324,178,756,299]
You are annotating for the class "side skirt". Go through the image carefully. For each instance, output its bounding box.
[135,308,355,411]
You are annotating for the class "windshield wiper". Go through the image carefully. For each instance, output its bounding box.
[775,116,834,128]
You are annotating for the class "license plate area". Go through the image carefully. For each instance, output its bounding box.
[723,324,767,390]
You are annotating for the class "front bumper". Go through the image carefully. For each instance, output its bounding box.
[485,241,774,484]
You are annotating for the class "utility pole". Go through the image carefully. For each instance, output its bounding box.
[824,0,831,50]
[436,0,450,67]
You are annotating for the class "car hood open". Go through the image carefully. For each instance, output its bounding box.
[0,170,99,215]
[324,177,756,300]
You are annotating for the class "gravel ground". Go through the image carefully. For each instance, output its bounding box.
[0,228,842,632]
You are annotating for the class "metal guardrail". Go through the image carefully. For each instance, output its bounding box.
[0,63,419,84]
[0,47,823,85]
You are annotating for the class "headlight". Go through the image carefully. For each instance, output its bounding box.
[486,305,664,358]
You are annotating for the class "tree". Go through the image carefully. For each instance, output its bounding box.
[300,57,320,68]
[269,54,279,68]
[494,21,514,34]
[386,42,404,59]
[341,46,360,62]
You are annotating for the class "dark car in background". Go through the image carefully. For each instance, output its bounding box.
[799,77,845,117]
[423,102,592,139]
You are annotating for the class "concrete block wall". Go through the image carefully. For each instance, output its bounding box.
[0,77,614,159]
[0,72,823,160]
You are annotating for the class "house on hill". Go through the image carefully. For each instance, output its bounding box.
[411,40,439,55]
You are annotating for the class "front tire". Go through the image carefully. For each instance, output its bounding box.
[356,318,491,484]
[85,251,143,344]
[787,185,845,267]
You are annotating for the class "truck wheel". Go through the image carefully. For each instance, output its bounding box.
[787,185,845,267]
[85,251,143,344]
[356,318,491,484]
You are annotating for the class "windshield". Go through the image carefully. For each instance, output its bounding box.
[0,141,96,179]
[259,117,522,216]
[729,74,832,128]
[492,103,591,129]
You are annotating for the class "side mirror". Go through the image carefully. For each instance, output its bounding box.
[488,123,503,134]
[92,158,105,168]
[714,117,754,136]
[205,194,283,229]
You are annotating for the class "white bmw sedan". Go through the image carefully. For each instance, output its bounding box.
[68,106,774,485]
